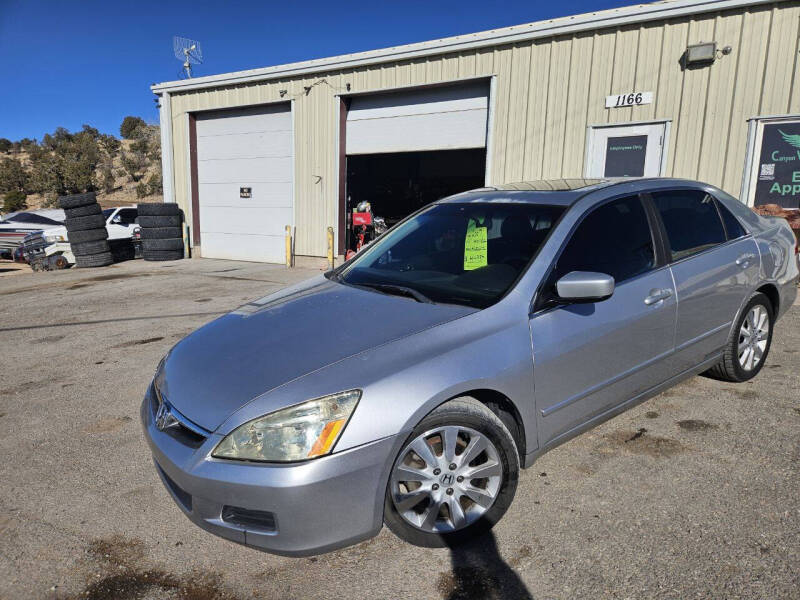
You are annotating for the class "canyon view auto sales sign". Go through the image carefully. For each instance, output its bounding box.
[754,121,800,209]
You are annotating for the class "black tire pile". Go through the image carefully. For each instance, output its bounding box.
[59,192,113,268]
[137,203,185,261]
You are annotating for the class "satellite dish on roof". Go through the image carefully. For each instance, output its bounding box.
[173,36,203,78]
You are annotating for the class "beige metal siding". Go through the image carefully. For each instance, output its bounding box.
[167,1,800,258]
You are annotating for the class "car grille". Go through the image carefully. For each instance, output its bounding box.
[151,384,209,449]
[21,231,47,259]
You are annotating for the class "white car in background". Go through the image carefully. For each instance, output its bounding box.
[0,209,66,256]
[41,206,140,246]
[22,206,141,269]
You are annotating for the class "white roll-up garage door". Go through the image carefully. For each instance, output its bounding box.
[346,82,489,155]
[195,104,292,263]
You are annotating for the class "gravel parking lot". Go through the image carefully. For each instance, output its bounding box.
[0,258,798,599]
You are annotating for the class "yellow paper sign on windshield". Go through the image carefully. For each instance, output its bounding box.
[463,220,487,271]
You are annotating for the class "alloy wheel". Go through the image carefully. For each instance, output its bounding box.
[389,425,503,533]
[738,304,769,371]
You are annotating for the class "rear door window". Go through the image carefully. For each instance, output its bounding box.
[651,190,726,260]
[117,209,138,225]
[715,200,747,240]
[555,195,655,283]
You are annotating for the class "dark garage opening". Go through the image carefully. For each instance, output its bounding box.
[345,148,486,252]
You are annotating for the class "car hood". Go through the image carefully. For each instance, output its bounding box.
[160,275,475,431]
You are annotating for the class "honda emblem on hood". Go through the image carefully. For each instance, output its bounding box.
[155,400,179,431]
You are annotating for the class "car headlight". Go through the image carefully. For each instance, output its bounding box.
[44,232,66,243]
[212,390,361,462]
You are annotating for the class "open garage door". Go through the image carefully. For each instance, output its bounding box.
[343,82,489,252]
[194,104,292,263]
[346,82,489,155]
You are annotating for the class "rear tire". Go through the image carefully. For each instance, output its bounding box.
[64,203,102,218]
[58,192,97,210]
[71,240,110,256]
[138,215,181,228]
[67,228,108,244]
[65,214,106,232]
[705,292,773,382]
[143,249,183,261]
[140,226,182,240]
[137,203,183,217]
[75,251,114,268]
[142,237,183,252]
[383,397,519,548]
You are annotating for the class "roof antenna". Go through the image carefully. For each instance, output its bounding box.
[173,36,203,78]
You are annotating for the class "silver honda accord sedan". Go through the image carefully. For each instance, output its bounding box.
[142,178,798,556]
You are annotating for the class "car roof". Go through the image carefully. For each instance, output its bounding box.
[438,178,713,207]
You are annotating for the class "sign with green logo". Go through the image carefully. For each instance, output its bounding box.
[754,122,800,209]
[463,219,487,271]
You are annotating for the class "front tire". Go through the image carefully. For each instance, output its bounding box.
[705,292,773,382]
[383,397,519,548]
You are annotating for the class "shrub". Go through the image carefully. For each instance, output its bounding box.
[3,190,27,212]
[120,116,146,140]
[146,172,162,196]
[131,137,149,155]
[135,181,149,199]
[121,151,147,182]
[100,165,115,194]
[0,138,11,153]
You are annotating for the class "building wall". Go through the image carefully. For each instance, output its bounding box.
[167,1,800,257]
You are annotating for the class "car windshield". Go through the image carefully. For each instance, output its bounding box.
[335,202,564,308]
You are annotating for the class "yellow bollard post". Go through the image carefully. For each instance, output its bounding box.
[326,226,334,270]
[182,223,191,259]
[285,225,292,268]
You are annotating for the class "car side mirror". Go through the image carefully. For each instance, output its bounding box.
[111,215,121,224]
[555,271,615,302]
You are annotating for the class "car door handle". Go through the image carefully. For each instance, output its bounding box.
[644,288,673,305]
[735,253,756,267]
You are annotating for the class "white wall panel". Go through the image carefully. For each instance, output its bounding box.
[197,130,292,161]
[346,82,489,154]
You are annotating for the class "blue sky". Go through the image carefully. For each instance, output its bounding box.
[0,0,633,141]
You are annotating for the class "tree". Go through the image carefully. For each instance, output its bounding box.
[27,152,65,200]
[120,116,146,140]
[0,139,11,153]
[99,134,120,155]
[2,190,27,212]
[0,157,28,193]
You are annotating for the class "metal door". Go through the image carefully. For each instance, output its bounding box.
[586,122,667,178]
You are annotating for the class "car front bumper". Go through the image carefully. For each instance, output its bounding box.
[140,385,399,556]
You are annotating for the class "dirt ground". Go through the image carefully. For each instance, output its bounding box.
[0,258,798,599]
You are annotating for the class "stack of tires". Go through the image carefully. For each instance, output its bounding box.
[59,192,113,268]
[137,203,185,262]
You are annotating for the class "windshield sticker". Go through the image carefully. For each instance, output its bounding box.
[463,219,488,271]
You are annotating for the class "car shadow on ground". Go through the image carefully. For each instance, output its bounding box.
[443,532,533,600]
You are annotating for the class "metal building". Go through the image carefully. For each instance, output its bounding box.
[152,0,800,263]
